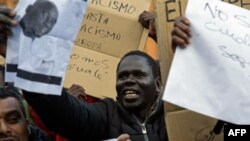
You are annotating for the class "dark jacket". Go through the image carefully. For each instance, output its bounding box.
[24,89,168,141]
[29,124,54,141]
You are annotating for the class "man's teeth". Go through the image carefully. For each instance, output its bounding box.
[125,91,137,96]
[126,94,137,97]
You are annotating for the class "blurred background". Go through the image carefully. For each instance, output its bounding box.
[0,0,18,8]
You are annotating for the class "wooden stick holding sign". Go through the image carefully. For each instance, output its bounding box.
[154,1,185,137]
[153,0,184,114]
[154,0,173,89]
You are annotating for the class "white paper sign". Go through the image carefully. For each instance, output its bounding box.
[163,0,250,124]
[6,0,87,95]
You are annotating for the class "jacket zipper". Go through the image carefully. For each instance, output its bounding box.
[132,114,149,141]
[141,123,149,141]
[132,96,161,141]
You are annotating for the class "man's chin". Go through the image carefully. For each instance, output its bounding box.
[122,102,141,111]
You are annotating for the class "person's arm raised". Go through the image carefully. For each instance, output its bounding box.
[0,7,17,57]
[23,89,108,141]
[138,10,157,41]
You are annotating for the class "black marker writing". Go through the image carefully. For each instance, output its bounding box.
[85,12,109,24]
[80,24,121,40]
[218,45,250,68]
[234,15,250,28]
[90,0,136,14]
[75,38,102,51]
[204,2,228,21]
[67,64,108,80]
[70,54,109,69]
[205,22,250,47]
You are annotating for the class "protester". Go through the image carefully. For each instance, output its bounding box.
[0,87,131,141]
[0,87,53,141]
[22,50,167,141]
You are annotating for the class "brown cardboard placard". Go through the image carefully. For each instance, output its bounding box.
[64,0,151,99]
[64,45,119,99]
[75,0,150,58]
[167,110,224,141]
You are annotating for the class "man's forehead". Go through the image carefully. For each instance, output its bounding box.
[122,55,147,62]
[0,97,22,116]
[120,55,149,66]
[118,56,152,74]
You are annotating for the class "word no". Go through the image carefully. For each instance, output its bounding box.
[204,2,250,28]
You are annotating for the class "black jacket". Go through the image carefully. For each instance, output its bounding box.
[29,124,54,141]
[24,89,168,141]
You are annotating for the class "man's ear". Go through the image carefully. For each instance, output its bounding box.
[155,76,162,93]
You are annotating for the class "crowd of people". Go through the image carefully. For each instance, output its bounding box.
[0,0,194,141]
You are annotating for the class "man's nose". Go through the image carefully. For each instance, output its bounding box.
[124,75,136,85]
[0,121,10,134]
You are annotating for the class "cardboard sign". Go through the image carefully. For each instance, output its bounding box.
[167,110,223,141]
[64,0,151,99]
[64,46,119,99]
[75,0,150,58]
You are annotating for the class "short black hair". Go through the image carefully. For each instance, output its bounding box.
[0,87,26,118]
[117,50,161,79]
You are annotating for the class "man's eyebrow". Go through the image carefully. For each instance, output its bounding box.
[5,110,22,117]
